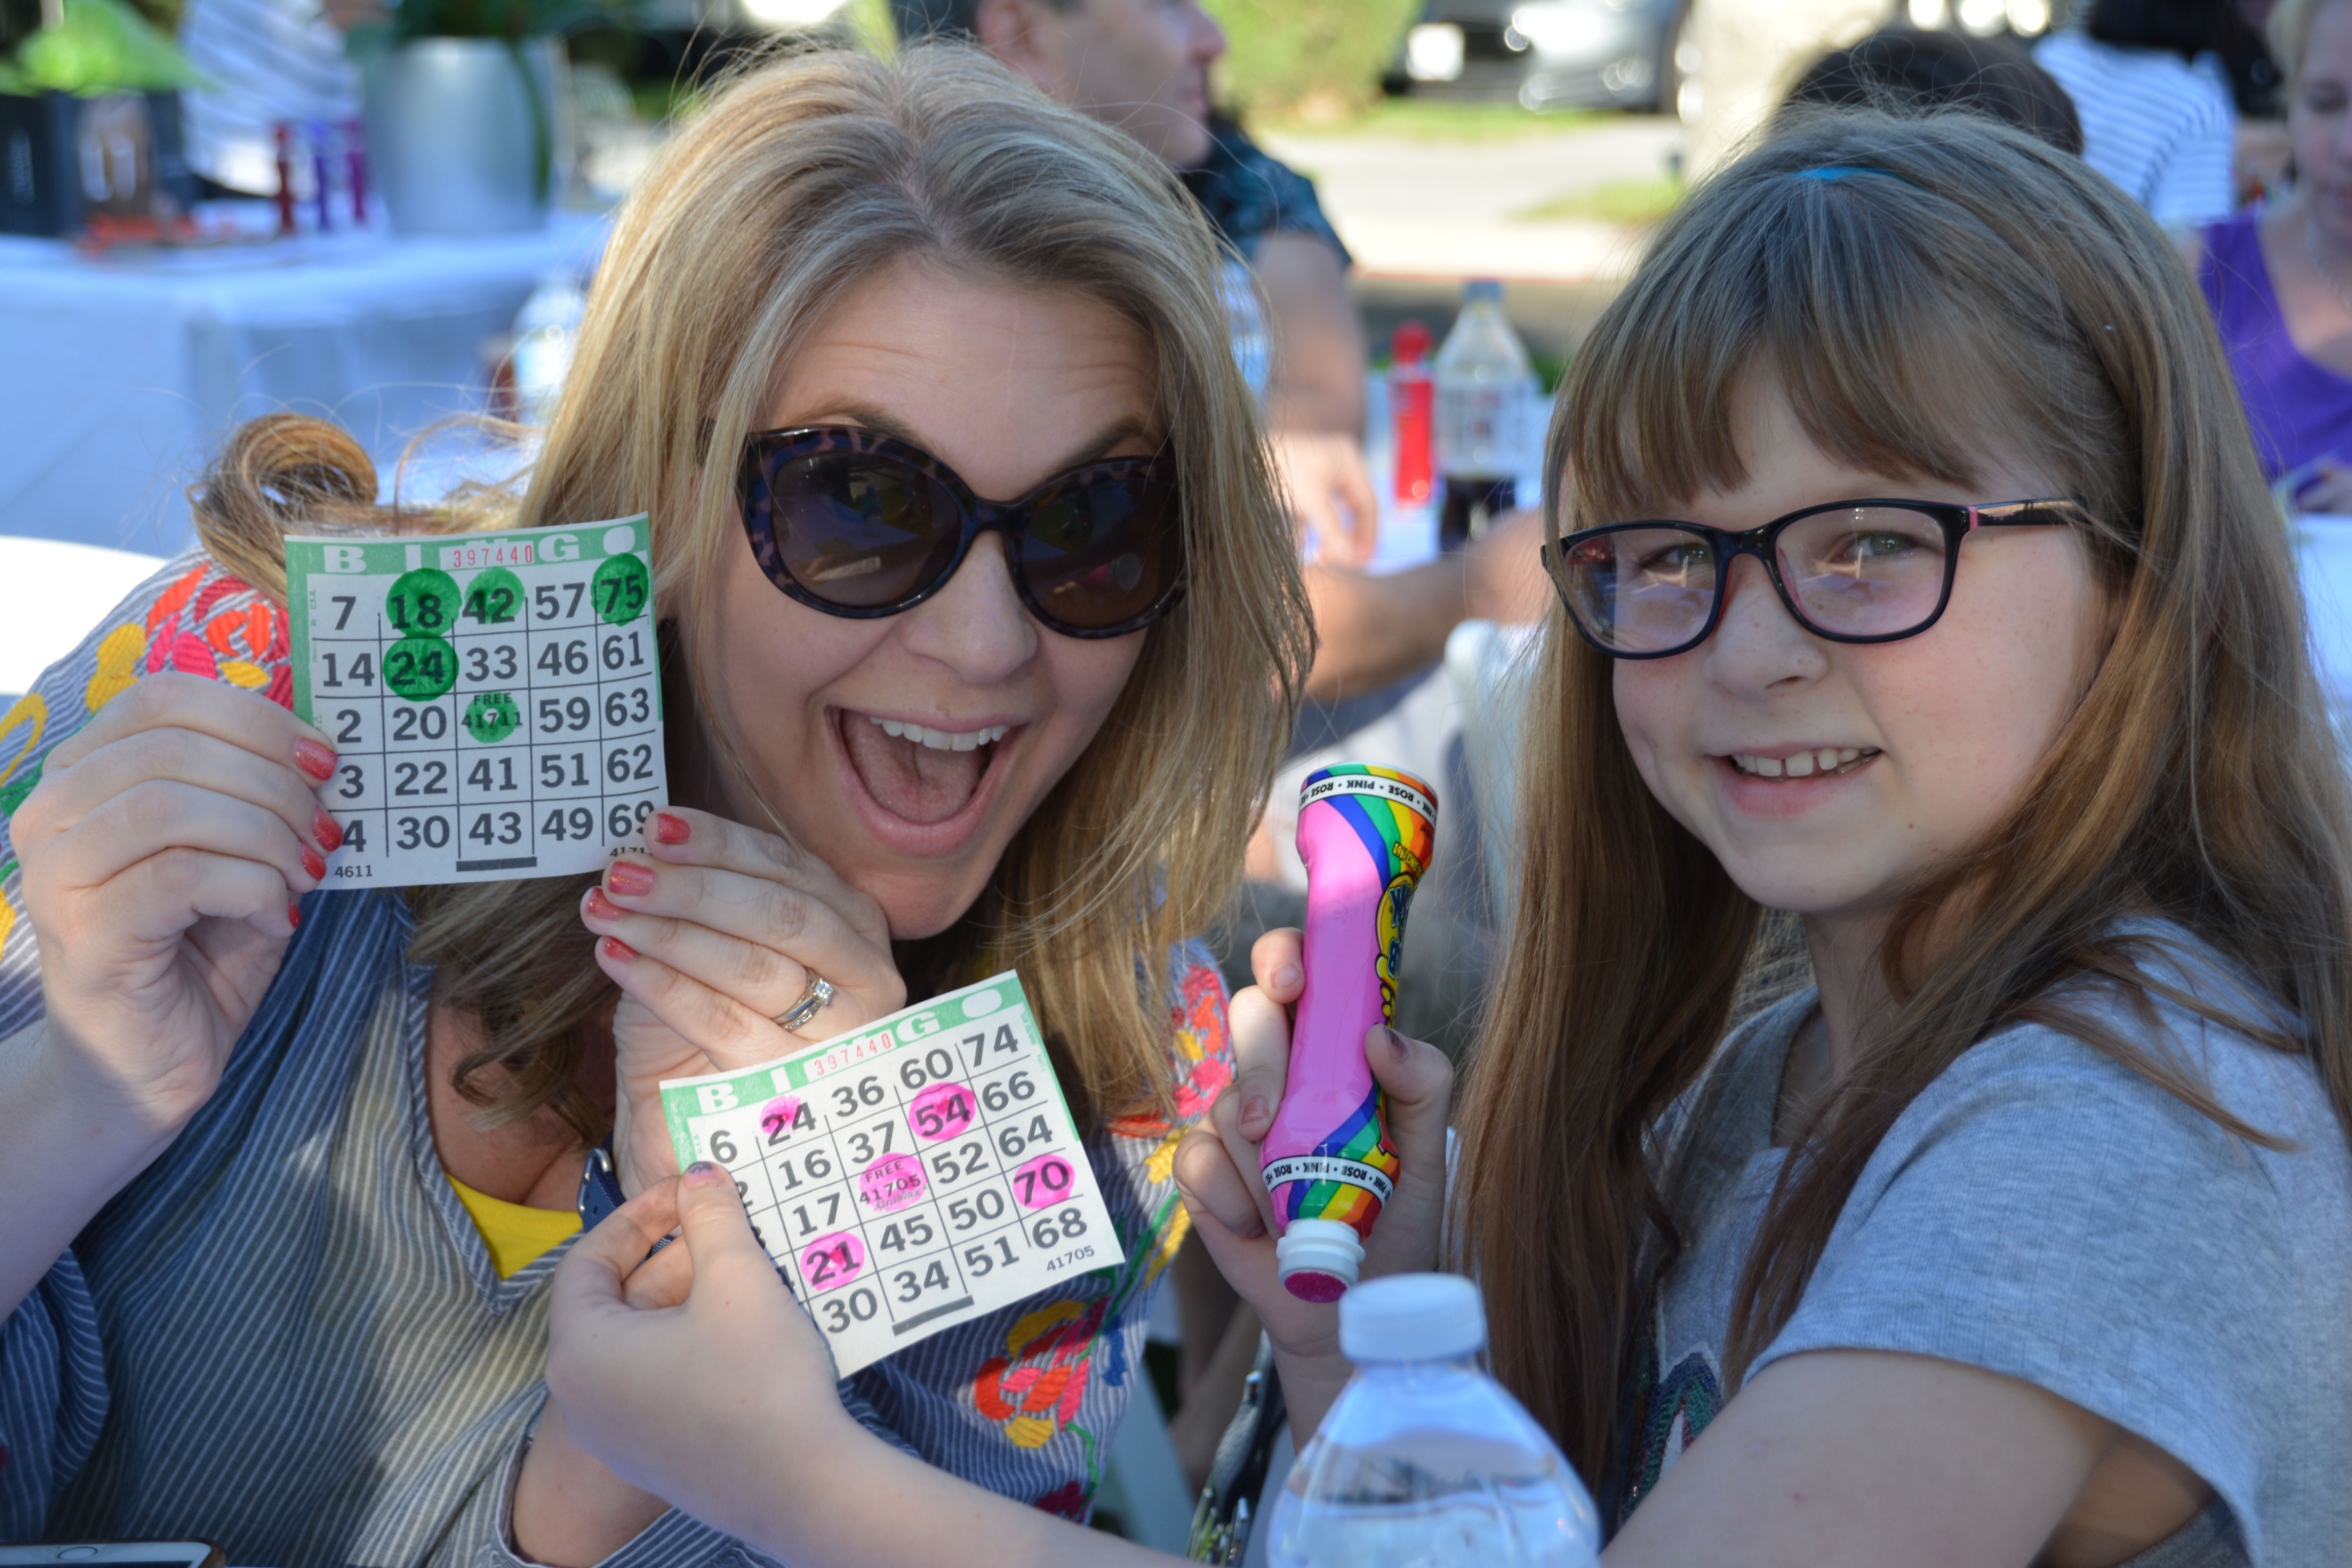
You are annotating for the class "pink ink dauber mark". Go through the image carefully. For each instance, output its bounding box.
[907,1080,976,1143]
[859,1153,927,1213]
[1012,1152,1076,1210]
[800,1231,866,1292]
[760,1093,806,1141]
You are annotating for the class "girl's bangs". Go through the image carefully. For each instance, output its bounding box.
[1563,152,2099,528]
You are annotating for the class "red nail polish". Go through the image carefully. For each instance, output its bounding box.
[584,887,622,920]
[653,812,689,845]
[606,859,655,896]
[300,845,326,880]
[288,901,302,929]
[293,738,336,782]
[313,808,343,853]
[601,936,637,963]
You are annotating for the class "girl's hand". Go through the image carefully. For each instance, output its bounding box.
[545,1165,856,1548]
[11,673,332,1140]
[583,806,907,1195]
[1171,927,1454,1433]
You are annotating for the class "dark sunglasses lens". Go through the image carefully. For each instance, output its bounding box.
[1561,526,1717,653]
[762,452,963,609]
[1018,470,1180,631]
[1777,506,1949,637]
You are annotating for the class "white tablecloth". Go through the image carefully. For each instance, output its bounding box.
[0,212,607,557]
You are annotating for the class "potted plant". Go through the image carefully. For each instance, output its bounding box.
[350,0,623,238]
[0,0,209,237]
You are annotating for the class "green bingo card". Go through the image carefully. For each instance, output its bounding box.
[286,516,664,888]
[661,973,1125,1377]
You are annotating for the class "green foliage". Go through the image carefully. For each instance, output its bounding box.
[0,0,209,94]
[1200,0,1418,120]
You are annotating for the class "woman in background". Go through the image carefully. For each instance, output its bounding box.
[2196,0,2352,506]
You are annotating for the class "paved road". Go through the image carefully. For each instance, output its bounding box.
[1260,114,1684,285]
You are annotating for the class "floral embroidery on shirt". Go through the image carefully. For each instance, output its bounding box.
[963,956,1234,1515]
[0,560,290,963]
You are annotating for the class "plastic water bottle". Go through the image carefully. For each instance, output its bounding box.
[510,269,589,428]
[1267,1274,1599,1568]
[1434,279,1536,550]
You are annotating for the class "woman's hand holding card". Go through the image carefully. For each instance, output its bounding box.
[582,806,907,1196]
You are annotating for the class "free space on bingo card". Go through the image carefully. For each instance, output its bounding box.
[286,516,666,888]
[660,973,1125,1377]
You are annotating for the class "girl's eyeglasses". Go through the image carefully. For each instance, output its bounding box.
[735,426,1186,639]
[1542,497,2090,659]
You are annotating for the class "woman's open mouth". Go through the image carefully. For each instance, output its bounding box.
[833,708,1022,851]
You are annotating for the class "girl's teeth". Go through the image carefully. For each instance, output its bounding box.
[1731,747,1876,778]
[869,716,1009,752]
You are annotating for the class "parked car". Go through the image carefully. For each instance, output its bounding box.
[1394,0,1692,114]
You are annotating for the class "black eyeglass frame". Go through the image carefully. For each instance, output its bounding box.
[735,425,1187,640]
[1541,496,2091,660]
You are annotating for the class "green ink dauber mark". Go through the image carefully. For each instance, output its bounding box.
[463,691,520,744]
[592,553,650,627]
[463,566,524,626]
[385,635,458,702]
[387,568,460,637]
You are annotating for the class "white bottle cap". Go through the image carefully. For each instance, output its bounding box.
[1276,1219,1365,1302]
[1339,1272,1486,1363]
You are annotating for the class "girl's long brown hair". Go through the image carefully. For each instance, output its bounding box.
[188,42,1311,1141]
[1454,111,2352,1490]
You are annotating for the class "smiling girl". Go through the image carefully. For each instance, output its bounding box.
[541,111,2352,1568]
[0,44,1306,1566]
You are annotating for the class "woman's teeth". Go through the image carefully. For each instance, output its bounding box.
[1730,746,1875,779]
[869,716,1009,753]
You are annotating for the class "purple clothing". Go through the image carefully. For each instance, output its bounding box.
[2200,213,2352,479]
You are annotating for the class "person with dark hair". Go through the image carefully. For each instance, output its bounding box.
[2037,0,2240,227]
[1784,27,2085,154]
[889,0,1376,571]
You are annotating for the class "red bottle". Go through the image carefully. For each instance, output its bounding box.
[1389,321,1434,506]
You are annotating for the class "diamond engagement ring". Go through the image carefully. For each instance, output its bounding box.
[773,975,835,1032]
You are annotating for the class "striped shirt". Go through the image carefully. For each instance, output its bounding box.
[177,0,358,194]
[0,554,1236,1559]
[2034,28,2237,231]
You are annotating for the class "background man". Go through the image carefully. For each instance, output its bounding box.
[889,0,1379,563]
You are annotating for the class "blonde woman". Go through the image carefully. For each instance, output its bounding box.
[0,44,1307,1565]
[544,113,2350,1566]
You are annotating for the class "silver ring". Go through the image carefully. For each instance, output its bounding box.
[773,975,835,1032]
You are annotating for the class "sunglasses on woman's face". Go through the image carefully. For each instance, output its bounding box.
[734,426,1186,639]
[1543,497,2091,659]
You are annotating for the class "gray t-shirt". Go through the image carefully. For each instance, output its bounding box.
[1619,930,2352,1565]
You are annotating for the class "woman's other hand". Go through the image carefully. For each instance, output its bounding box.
[585,806,907,1195]
[1171,926,1453,1440]
[13,673,331,1136]
[546,1165,855,1547]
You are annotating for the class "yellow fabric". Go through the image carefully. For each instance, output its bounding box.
[445,1174,580,1278]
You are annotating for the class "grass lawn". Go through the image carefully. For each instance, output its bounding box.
[1509,175,1684,225]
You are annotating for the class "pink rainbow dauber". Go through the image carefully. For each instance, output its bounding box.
[1259,763,1436,1301]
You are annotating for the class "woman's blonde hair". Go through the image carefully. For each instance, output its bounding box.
[192,42,1311,1139]
[1454,112,2352,1492]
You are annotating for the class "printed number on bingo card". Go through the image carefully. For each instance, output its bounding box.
[659,973,1126,1376]
[285,517,665,888]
